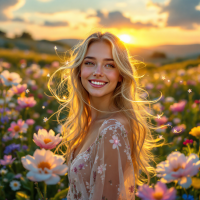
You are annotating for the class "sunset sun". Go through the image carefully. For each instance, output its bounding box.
[119,34,131,43]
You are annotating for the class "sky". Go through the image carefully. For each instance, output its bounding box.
[0,0,200,47]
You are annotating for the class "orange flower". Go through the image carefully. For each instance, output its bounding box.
[189,126,200,139]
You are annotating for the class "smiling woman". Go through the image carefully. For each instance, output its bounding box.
[48,30,166,200]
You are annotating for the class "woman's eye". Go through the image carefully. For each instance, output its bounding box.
[85,62,93,65]
[85,62,114,68]
[106,64,115,68]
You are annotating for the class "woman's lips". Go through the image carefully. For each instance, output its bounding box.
[88,80,108,88]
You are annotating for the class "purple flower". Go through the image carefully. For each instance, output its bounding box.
[35,125,43,131]
[4,143,20,154]
[0,107,9,113]
[0,155,16,165]
[172,124,186,134]
[14,173,22,179]
[2,135,12,142]
[22,145,28,151]
[43,101,49,107]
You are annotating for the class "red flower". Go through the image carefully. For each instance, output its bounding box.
[194,100,200,104]
[28,93,34,97]
[129,185,134,193]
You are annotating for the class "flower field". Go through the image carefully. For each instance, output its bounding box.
[0,53,200,200]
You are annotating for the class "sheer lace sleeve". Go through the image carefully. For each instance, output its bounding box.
[89,119,135,200]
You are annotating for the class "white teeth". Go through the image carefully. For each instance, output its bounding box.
[91,81,106,85]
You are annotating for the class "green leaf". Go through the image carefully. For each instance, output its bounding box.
[5,172,14,181]
[16,151,26,159]
[16,191,30,200]
[53,188,69,200]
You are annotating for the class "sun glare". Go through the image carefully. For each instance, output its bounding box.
[119,34,131,43]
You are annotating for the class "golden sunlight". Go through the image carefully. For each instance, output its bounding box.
[119,34,131,43]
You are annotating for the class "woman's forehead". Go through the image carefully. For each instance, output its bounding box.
[86,41,113,59]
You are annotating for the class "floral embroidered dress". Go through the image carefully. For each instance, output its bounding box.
[67,119,135,200]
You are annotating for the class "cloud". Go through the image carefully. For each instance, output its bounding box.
[0,0,25,21]
[12,17,25,22]
[43,21,69,27]
[147,0,200,29]
[87,10,157,29]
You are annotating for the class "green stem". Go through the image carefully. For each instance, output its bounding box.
[199,139,200,159]
[30,182,34,200]
[8,164,15,173]
[187,144,191,154]
[44,182,47,200]
[2,87,8,117]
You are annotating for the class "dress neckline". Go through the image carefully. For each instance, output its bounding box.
[70,118,128,166]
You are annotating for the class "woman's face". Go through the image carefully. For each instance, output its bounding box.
[79,41,122,98]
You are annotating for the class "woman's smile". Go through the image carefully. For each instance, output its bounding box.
[88,80,108,88]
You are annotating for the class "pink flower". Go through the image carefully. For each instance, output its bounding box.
[156,84,164,90]
[33,129,62,150]
[17,96,36,108]
[156,151,200,188]
[109,135,121,149]
[10,84,27,94]
[26,119,35,125]
[170,100,187,113]
[31,85,38,91]
[47,109,53,114]
[52,61,59,68]
[155,116,168,126]
[0,155,16,165]
[78,163,85,170]
[7,119,28,138]
[136,181,176,200]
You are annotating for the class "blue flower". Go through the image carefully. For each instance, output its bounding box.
[0,115,9,123]
[4,143,20,154]
[182,194,194,200]
[62,198,67,200]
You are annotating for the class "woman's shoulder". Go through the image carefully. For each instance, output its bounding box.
[99,113,130,134]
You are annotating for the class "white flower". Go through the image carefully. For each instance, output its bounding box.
[0,169,8,175]
[97,164,107,174]
[21,148,68,185]
[10,180,21,191]
[109,135,121,149]
[83,154,90,162]
[0,70,22,86]
[156,151,200,188]
[165,97,175,103]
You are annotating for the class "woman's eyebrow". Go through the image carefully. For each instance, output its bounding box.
[84,56,114,61]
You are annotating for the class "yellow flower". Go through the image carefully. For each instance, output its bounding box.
[192,177,200,189]
[189,126,200,139]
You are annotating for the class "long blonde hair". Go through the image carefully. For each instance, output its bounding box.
[48,30,167,186]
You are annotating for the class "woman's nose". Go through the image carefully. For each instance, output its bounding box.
[93,64,104,76]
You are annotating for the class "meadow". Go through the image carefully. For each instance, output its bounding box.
[0,48,200,200]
